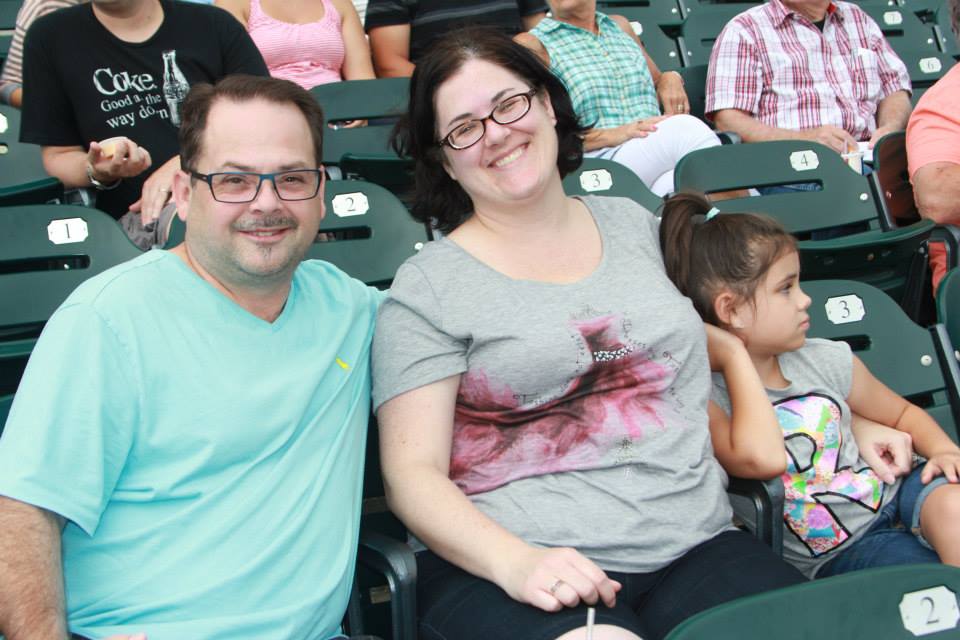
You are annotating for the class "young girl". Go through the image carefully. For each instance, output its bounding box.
[659,191,960,579]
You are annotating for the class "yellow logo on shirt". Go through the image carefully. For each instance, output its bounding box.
[335,357,350,370]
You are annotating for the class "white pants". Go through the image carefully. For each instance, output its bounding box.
[585,114,721,196]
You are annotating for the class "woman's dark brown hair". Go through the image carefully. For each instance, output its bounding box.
[659,192,797,326]
[391,26,588,234]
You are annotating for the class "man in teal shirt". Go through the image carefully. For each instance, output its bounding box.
[0,75,381,640]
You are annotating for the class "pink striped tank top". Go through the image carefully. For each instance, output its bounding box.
[247,0,345,89]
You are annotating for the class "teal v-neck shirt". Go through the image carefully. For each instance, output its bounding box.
[0,250,382,639]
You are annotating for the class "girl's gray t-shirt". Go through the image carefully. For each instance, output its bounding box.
[373,195,734,573]
[712,338,899,578]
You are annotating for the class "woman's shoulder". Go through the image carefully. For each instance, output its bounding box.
[581,194,659,233]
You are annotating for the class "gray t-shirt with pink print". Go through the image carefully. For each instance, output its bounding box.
[373,195,734,573]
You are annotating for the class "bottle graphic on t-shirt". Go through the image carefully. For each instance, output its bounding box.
[161,50,189,127]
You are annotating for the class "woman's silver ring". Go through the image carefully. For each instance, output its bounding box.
[549,578,564,595]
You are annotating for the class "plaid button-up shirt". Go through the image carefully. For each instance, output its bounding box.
[705,0,910,141]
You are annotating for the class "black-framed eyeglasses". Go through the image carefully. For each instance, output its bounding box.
[187,168,324,203]
[439,89,539,151]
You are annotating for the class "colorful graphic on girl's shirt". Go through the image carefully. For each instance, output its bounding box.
[777,393,884,556]
[451,313,678,494]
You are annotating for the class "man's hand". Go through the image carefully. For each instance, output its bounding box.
[657,71,690,115]
[798,125,858,154]
[87,137,152,185]
[129,156,181,225]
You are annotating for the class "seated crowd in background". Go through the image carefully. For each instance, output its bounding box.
[364,0,547,77]
[18,0,268,248]
[706,0,912,155]
[517,0,722,196]
[216,0,375,89]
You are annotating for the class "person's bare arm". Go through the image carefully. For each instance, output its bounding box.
[213,0,250,26]
[520,11,546,30]
[379,376,621,612]
[913,162,960,225]
[368,24,415,78]
[42,139,151,189]
[868,90,912,147]
[0,497,67,640]
[333,0,376,80]
[713,108,858,153]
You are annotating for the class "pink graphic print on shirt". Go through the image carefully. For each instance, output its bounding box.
[451,313,676,494]
[777,393,883,556]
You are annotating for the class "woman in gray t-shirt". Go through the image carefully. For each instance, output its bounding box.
[372,28,804,640]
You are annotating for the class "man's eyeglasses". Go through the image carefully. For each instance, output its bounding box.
[439,89,539,151]
[187,168,323,203]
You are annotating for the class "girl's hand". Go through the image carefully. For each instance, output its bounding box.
[704,323,747,373]
[497,545,621,613]
[657,71,690,115]
[922,451,960,484]
[851,415,913,484]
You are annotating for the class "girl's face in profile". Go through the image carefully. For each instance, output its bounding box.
[729,250,812,357]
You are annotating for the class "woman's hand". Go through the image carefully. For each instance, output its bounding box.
[851,414,913,484]
[613,115,669,144]
[704,323,747,373]
[657,71,689,115]
[497,545,621,613]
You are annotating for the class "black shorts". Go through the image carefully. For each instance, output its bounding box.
[417,530,805,640]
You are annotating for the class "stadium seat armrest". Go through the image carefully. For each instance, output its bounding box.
[727,476,784,555]
[357,530,418,640]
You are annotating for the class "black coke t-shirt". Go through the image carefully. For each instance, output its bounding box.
[20,0,268,219]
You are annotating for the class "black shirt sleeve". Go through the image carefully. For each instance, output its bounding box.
[364,0,413,32]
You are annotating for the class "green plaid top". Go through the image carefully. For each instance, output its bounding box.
[531,13,660,130]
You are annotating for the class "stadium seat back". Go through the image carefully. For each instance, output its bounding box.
[665,564,960,640]
[806,279,960,443]
[937,268,960,353]
[311,180,428,288]
[0,105,63,206]
[674,140,934,311]
[0,204,141,335]
[678,4,749,66]
[870,130,920,227]
[563,157,663,214]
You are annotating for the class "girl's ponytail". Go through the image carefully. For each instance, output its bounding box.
[659,192,715,299]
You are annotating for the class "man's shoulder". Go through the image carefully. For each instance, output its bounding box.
[165,0,246,32]
[295,259,384,309]
[64,251,179,313]
[915,63,960,112]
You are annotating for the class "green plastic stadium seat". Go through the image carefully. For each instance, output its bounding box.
[0,105,63,206]
[806,279,960,443]
[858,3,941,54]
[311,179,429,289]
[310,79,412,193]
[674,140,934,317]
[598,0,685,30]
[0,204,141,395]
[0,0,19,30]
[937,268,960,355]
[678,4,749,67]
[666,564,960,640]
[614,15,682,70]
[563,157,663,214]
